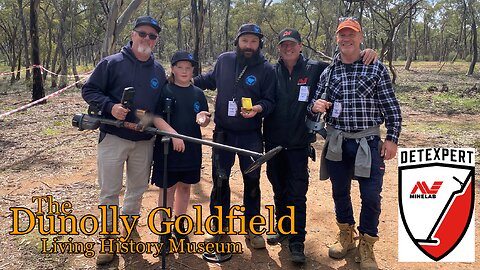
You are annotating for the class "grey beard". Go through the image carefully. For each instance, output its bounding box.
[137,45,152,55]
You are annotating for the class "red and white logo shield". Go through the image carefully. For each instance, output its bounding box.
[399,163,475,261]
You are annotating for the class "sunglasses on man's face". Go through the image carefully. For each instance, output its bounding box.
[134,29,158,40]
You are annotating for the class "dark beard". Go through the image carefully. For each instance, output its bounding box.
[236,47,261,66]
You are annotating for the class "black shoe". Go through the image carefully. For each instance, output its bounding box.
[173,227,190,249]
[289,242,306,264]
[266,228,288,245]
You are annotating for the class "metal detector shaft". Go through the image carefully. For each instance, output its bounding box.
[73,113,265,158]
[72,114,282,174]
[144,126,263,158]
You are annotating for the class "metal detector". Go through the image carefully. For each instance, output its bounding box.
[72,113,281,265]
[72,113,281,174]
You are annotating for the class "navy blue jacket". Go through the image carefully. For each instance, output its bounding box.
[82,42,167,141]
[264,55,328,149]
[194,51,275,132]
[153,83,208,171]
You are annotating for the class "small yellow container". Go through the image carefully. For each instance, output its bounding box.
[241,97,253,111]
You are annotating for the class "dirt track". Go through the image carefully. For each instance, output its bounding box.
[0,91,479,269]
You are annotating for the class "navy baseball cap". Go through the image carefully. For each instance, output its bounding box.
[171,51,198,66]
[278,28,302,44]
[235,23,264,41]
[134,16,161,33]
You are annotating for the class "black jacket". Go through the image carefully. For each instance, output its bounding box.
[82,42,167,141]
[194,51,275,132]
[264,55,328,149]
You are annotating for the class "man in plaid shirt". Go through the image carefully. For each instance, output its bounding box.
[309,18,401,270]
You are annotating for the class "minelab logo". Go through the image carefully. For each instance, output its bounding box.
[409,181,443,199]
[297,77,308,85]
[398,148,475,262]
[245,75,256,86]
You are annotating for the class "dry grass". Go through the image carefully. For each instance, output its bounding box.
[393,61,480,114]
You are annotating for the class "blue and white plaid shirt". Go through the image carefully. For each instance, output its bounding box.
[308,56,402,143]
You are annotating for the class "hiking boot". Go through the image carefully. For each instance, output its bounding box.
[328,222,357,259]
[289,242,306,264]
[246,231,266,249]
[204,225,229,242]
[96,234,116,265]
[355,233,379,270]
[266,228,288,245]
[96,253,115,265]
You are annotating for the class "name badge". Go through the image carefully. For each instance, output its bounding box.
[332,101,342,118]
[298,86,309,102]
[228,100,237,117]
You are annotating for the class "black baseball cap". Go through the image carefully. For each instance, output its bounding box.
[278,28,302,44]
[235,23,264,41]
[133,16,161,33]
[171,51,198,66]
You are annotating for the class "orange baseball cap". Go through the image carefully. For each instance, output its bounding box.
[336,19,362,33]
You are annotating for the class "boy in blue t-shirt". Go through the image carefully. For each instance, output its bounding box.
[152,51,210,245]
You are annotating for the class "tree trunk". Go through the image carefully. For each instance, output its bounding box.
[41,6,53,81]
[386,29,397,84]
[177,10,183,50]
[57,3,68,89]
[404,0,413,70]
[18,0,32,80]
[224,0,231,52]
[50,45,59,88]
[191,0,205,76]
[16,50,22,81]
[467,1,477,75]
[207,0,214,60]
[101,0,144,58]
[30,0,44,101]
[70,1,80,87]
[423,15,428,60]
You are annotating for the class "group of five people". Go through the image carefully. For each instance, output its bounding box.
[82,15,402,269]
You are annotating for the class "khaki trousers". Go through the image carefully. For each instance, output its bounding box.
[97,133,154,226]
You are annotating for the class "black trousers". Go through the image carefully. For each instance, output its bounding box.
[266,146,309,243]
[210,128,263,227]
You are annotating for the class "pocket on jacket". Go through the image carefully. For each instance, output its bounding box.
[356,75,379,98]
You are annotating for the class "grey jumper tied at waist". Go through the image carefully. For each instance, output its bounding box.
[320,125,381,180]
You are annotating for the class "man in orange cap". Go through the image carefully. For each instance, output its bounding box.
[263,26,377,264]
[309,17,402,270]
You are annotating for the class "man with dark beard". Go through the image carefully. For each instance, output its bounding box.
[194,23,275,249]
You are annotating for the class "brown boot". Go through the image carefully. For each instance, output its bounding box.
[328,222,357,259]
[355,233,379,270]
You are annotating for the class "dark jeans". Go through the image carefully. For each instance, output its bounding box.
[266,146,309,243]
[210,127,263,227]
[326,136,384,236]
